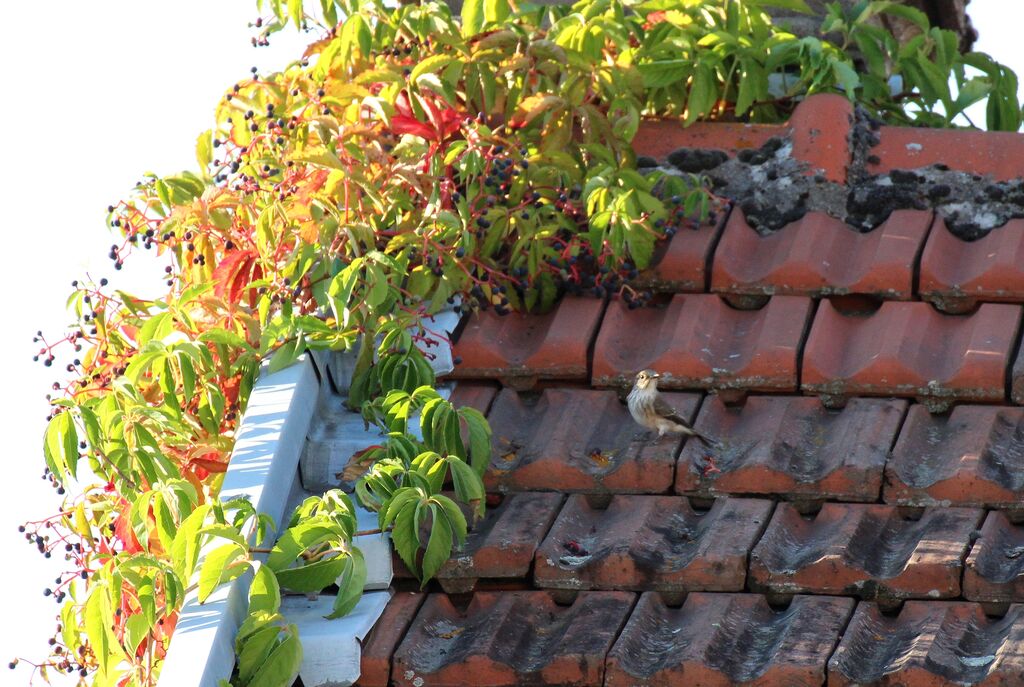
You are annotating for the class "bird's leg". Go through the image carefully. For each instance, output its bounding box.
[633,430,657,443]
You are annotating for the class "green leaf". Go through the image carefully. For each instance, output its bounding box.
[460,407,492,476]
[325,548,367,619]
[267,522,340,570]
[249,564,281,616]
[411,55,456,85]
[247,625,302,687]
[236,624,284,686]
[435,493,467,542]
[275,557,345,593]
[449,459,485,517]
[625,224,655,270]
[462,0,484,37]
[43,411,78,482]
[196,130,213,170]
[84,583,126,681]
[637,60,687,89]
[391,498,422,576]
[172,504,211,581]
[420,504,453,584]
[287,0,303,29]
[268,335,306,373]
[124,613,151,656]
[831,59,860,95]
[758,0,812,12]
[485,0,511,25]
[198,542,248,603]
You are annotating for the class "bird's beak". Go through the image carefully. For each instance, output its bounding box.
[650,372,661,379]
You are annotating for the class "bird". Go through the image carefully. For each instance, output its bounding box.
[627,369,717,446]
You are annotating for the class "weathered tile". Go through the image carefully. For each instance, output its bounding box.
[358,592,426,687]
[829,601,1024,686]
[533,495,772,592]
[448,382,499,415]
[437,492,563,593]
[787,93,853,183]
[964,511,1024,603]
[606,592,854,687]
[450,297,604,388]
[392,591,634,687]
[592,294,812,393]
[884,405,1024,508]
[921,217,1024,312]
[867,125,1024,182]
[677,395,905,501]
[636,216,724,293]
[749,502,983,600]
[802,299,1020,410]
[486,388,701,494]
[631,119,784,162]
[636,94,853,184]
[1012,343,1024,405]
[711,209,929,300]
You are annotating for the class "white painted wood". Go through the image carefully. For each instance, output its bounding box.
[355,505,393,590]
[281,591,392,687]
[417,306,461,377]
[160,350,399,687]
[158,356,318,687]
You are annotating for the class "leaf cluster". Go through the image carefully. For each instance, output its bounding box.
[25,0,1024,685]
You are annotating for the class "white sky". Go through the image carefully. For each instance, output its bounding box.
[0,0,1020,680]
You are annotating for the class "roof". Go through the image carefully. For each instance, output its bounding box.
[346,94,1024,687]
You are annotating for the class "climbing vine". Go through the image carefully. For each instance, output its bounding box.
[17,0,1021,685]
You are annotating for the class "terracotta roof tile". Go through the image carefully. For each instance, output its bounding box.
[533,495,772,592]
[964,511,1024,603]
[635,216,724,293]
[450,297,605,388]
[801,299,1021,410]
[605,592,854,687]
[358,592,425,687]
[631,118,784,161]
[592,295,812,395]
[448,381,499,415]
[786,93,853,183]
[1011,342,1024,405]
[632,94,852,183]
[828,601,1024,686]
[677,395,905,501]
[435,492,563,593]
[711,209,930,300]
[884,405,1024,508]
[749,502,984,600]
[359,96,1024,684]
[920,217,1024,313]
[392,591,634,687]
[486,388,701,493]
[868,125,1024,181]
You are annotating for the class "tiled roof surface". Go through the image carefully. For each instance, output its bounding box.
[350,95,1024,686]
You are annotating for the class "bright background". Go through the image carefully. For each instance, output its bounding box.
[0,0,1018,681]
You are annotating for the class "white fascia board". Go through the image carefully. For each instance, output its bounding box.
[280,591,392,687]
[158,355,318,687]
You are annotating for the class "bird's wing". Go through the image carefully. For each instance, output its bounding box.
[653,395,691,427]
[654,395,720,446]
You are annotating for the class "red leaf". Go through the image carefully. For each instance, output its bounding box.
[390,114,437,139]
[113,503,142,554]
[212,249,262,306]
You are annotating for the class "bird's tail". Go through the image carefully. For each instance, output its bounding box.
[693,429,720,448]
